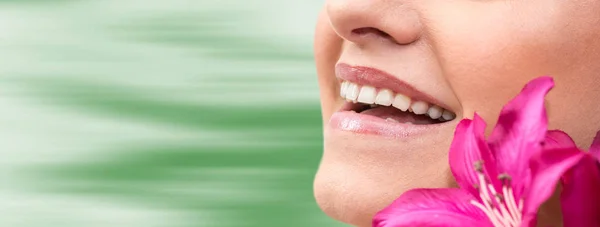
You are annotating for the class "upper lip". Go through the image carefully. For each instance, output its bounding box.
[335,63,452,111]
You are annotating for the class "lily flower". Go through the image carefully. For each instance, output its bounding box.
[549,130,600,227]
[373,77,582,227]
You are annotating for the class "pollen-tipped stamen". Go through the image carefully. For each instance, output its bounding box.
[469,163,524,227]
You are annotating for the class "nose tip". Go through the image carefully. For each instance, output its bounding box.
[326,0,422,46]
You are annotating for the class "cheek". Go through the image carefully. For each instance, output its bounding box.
[314,8,344,123]
[424,1,600,135]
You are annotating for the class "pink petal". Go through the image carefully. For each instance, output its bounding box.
[543,130,576,150]
[561,155,600,227]
[373,188,492,227]
[449,114,499,198]
[589,130,600,161]
[525,147,585,220]
[520,216,538,227]
[488,77,554,199]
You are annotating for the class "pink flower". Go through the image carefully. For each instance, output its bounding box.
[373,77,582,227]
[542,130,600,226]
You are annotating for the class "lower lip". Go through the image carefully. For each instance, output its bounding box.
[328,111,448,138]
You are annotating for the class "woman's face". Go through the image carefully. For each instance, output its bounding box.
[313,1,600,226]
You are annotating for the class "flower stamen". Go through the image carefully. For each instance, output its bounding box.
[470,168,524,227]
[504,186,521,222]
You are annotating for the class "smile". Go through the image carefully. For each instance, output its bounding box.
[329,64,459,138]
[340,80,456,123]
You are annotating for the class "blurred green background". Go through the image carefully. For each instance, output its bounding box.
[1,1,346,226]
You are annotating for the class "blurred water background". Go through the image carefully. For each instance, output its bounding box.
[0,1,345,226]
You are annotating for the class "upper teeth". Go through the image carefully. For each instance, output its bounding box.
[340,81,456,121]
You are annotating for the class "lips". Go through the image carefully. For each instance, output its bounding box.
[330,63,459,137]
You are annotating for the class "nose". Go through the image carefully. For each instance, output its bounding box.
[326,0,422,46]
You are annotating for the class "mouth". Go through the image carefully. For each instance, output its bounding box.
[329,64,459,138]
[339,81,455,125]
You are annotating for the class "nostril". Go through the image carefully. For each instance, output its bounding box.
[352,27,392,38]
[350,26,420,45]
[351,27,397,44]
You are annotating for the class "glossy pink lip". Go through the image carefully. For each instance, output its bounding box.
[330,63,456,138]
[329,111,446,138]
[335,63,451,111]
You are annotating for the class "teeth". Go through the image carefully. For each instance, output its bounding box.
[392,93,411,111]
[410,101,429,115]
[427,106,443,119]
[375,89,394,106]
[340,81,349,98]
[346,83,360,101]
[442,110,456,121]
[339,80,456,121]
[357,86,376,104]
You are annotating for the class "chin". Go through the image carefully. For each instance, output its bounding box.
[314,120,458,227]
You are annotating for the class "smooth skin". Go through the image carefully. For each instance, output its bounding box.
[313,1,600,226]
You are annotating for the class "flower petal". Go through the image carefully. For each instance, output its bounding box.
[589,130,600,161]
[373,188,492,227]
[488,76,554,199]
[543,130,576,150]
[561,155,600,227]
[449,114,499,197]
[524,147,585,218]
